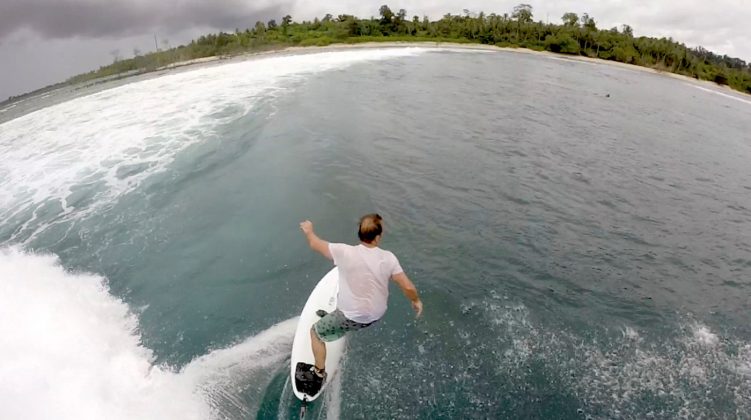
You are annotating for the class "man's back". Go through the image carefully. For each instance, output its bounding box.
[328,243,403,324]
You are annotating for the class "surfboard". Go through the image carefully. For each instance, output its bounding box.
[290,267,345,403]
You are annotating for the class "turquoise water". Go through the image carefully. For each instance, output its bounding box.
[1,48,750,419]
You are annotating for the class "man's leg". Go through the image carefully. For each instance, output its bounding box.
[310,326,326,373]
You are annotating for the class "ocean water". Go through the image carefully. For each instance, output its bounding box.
[1,47,750,419]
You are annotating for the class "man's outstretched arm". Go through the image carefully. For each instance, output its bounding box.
[300,220,333,261]
[392,272,423,317]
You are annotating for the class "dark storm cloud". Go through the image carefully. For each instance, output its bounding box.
[0,0,290,40]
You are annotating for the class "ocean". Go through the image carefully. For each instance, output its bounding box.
[1,47,750,419]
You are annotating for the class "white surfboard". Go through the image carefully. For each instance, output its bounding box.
[290,267,345,402]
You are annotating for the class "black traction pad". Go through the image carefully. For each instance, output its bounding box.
[295,362,323,397]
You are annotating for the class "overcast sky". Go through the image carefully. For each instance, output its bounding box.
[1,0,750,101]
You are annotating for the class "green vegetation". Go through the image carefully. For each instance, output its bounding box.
[9,4,751,101]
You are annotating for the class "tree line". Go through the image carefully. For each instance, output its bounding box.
[18,4,751,99]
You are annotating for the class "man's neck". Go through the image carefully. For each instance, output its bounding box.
[360,241,378,248]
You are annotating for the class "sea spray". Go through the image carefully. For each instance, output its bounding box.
[0,247,298,419]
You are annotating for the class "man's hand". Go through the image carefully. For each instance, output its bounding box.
[300,220,333,260]
[412,299,423,318]
[300,220,314,235]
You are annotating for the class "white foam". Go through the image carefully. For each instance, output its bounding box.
[179,317,298,419]
[0,48,430,244]
[621,326,641,341]
[0,246,298,420]
[690,323,719,347]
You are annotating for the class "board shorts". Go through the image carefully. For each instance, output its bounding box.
[313,309,375,342]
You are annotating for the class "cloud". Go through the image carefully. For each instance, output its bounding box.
[0,0,289,39]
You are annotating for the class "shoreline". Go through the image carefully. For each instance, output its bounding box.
[3,41,749,111]
[162,41,751,100]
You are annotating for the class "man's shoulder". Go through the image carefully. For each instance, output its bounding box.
[331,242,356,249]
[377,247,398,260]
[329,242,355,259]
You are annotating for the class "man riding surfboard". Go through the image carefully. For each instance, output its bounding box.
[298,213,423,389]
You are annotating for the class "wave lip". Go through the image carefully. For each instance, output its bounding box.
[0,246,208,419]
[0,246,299,420]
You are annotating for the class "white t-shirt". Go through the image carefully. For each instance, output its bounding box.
[328,243,403,323]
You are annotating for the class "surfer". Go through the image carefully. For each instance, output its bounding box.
[299,214,423,386]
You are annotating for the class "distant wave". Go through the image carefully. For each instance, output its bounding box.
[0,48,430,246]
[690,85,751,106]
